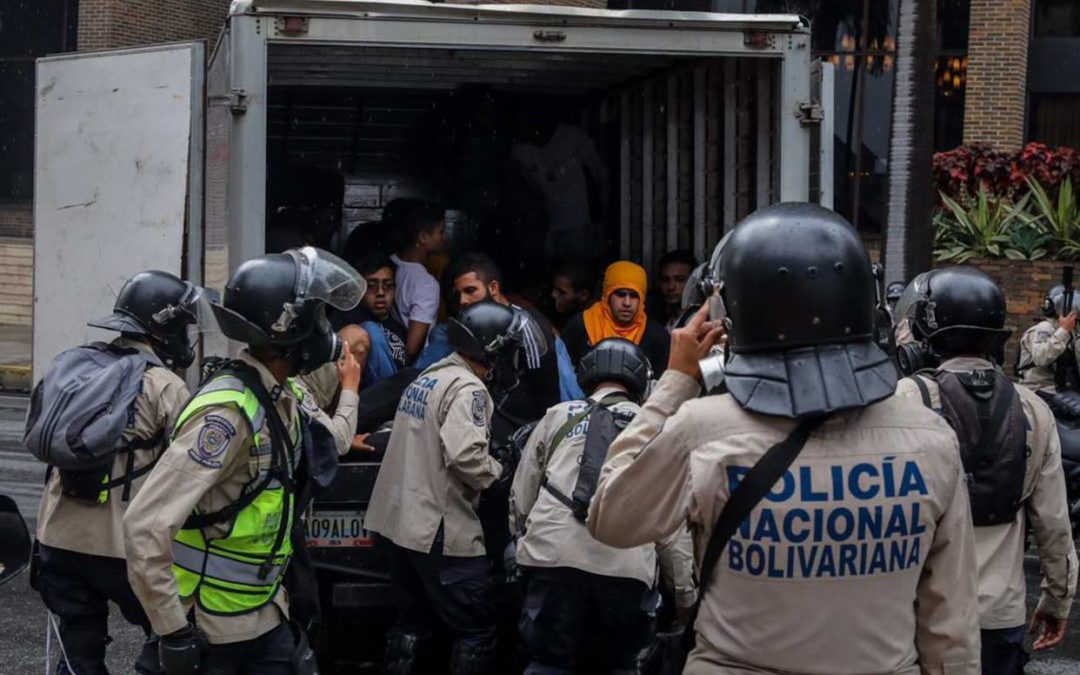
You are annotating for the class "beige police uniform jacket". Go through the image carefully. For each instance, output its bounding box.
[510,387,697,608]
[300,361,341,412]
[588,370,980,675]
[124,351,358,644]
[1017,319,1080,394]
[365,352,501,557]
[37,338,189,559]
[897,357,1078,629]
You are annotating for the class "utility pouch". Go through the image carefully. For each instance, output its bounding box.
[57,464,112,505]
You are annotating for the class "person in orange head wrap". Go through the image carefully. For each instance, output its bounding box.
[561,261,671,375]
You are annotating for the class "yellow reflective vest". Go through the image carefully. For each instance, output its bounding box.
[170,373,303,616]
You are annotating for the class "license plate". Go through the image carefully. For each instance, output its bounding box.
[306,510,373,548]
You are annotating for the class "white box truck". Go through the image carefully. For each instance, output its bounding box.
[33,1,832,668]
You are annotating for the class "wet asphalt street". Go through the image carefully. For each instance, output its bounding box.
[2,392,1080,673]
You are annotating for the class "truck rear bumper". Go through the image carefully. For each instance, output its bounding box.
[331,581,396,609]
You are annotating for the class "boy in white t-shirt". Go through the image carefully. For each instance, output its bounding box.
[386,198,447,364]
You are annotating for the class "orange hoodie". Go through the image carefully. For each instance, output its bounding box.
[583,261,648,345]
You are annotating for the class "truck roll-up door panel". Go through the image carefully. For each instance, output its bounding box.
[33,43,205,382]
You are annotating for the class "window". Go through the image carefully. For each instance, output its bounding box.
[1030,95,1080,149]
[0,1,78,201]
[1035,0,1080,38]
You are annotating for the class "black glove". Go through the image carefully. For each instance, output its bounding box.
[159,623,207,675]
[490,443,517,484]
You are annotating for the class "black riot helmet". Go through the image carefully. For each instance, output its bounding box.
[211,247,365,372]
[886,281,906,304]
[908,266,1010,360]
[714,203,897,418]
[0,495,31,587]
[1043,285,1080,319]
[88,270,203,369]
[577,338,652,402]
[448,301,545,393]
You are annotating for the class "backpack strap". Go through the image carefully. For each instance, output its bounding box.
[912,374,934,409]
[180,363,295,539]
[540,393,632,515]
[970,374,1017,463]
[683,414,830,652]
[107,428,168,502]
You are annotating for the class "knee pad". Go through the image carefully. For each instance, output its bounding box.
[383,631,422,675]
[449,639,496,675]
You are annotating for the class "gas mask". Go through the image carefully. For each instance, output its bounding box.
[291,303,344,374]
[895,341,937,377]
[148,283,206,370]
[484,338,524,397]
[153,332,196,370]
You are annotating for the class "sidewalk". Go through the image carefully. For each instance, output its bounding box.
[0,324,31,391]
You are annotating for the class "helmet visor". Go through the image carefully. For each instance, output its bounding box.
[290,246,367,311]
[893,272,929,327]
[503,311,549,362]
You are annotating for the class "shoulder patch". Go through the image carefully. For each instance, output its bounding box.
[188,414,236,469]
[1036,331,1052,340]
[471,390,488,428]
[298,388,321,414]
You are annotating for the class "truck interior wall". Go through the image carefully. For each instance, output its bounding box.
[261,56,778,295]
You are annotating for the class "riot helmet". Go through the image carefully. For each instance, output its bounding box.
[713,203,896,418]
[1043,285,1080,319]
[886,281,906,304]
[211,247,365,372]
[0,495,30,587]
[88,270,205,369]
[906,266,1009,363]
[577,338,653,402]
[447,301,545,393]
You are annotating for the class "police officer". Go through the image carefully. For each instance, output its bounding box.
[895,267,1078,674]
[35,270,201,675]
[510,338,696,674]
[124,247,363,674]
[1017,284,1080,393]
[587,203,981,674]
[366,300,529,675]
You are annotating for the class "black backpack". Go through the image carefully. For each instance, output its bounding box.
[541,393,634,522]
[912,369,1028,526]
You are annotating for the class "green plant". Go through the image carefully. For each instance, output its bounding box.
[1026,176,1080,260]
[933,188,1030,262]
[1004,223,1050,260]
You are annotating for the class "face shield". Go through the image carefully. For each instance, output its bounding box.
[893,273,929,330]
[150,283,218,370]
[486,311,549,396]
[283,247,366,373]
[291,246,366,312]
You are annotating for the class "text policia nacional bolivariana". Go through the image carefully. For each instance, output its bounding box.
[725,458,931,579]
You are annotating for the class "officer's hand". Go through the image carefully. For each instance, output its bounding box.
[668,303,725,380]
[1030,610,1068,650]
[159,623,206,675]
[337,343,362,394]
[1060,311,1078,334]
[350,433,375,453]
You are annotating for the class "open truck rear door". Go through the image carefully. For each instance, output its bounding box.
[810,59,835,209]
[33,43,205,381]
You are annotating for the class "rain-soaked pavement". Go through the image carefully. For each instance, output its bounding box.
[2,390,1079,672]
